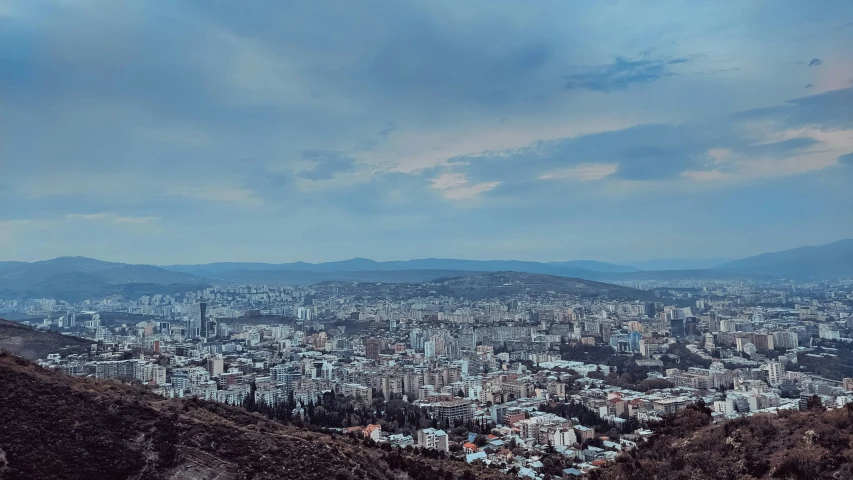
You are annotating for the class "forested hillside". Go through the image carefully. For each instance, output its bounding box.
[593,401,853,480]
[0,353,511,480]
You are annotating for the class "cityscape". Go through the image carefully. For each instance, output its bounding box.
[3,255,853,478]
[2,0,852,479]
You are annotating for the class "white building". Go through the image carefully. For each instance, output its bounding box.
[417,428,449,452]
[767,362,785,386]
[424,340,436,358]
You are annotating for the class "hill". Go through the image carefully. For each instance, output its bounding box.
[163,257,638,279]
[325,271,655,302]
[593,402,853,480]
[6,238,852,301]
[715,239,853,278]
[625,258,732,271]
[425,272,653,301]
[174,268,485,286]
[0,257,209,301]
[0,354,511,480]
[0,319,92,360]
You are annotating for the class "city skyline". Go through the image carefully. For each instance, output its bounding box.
[3,2,853,479]
[2,1,852,264]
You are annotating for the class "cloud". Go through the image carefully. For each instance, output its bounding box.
[2,0,853,262]
[377,122,396,138]
[297,151,358,181]
[65,213,109,221]
[681,169,730,181]
[65,213,160,225]
[113,216,159,224]
[539,163,618,181]
[564,56,689,92]
[809,57,822,67]
[440,87,853,195]
[163,183,264,206]
[770,87,853,129]
[60,213,160,228]
[430,173,500,200]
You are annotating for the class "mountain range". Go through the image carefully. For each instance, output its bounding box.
[715,239,853,278]
[0,257,207,302]
[1,239,851,301]
[164,257,639,278]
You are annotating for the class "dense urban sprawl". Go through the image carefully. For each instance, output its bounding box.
[5,275,853,479]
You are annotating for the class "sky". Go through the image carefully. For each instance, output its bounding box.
[1,0,852,265]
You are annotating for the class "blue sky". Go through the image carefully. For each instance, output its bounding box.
[1,0,852,264]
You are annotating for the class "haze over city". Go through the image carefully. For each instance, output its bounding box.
[2,0,852,264]
[5,2,853,480]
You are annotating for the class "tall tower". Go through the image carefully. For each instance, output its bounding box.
[199,302,207,339]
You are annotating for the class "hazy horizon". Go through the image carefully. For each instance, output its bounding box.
[4,254,734,268]
[2,1,852,264]
[9,237,853,268]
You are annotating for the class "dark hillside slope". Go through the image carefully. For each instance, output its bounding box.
[593,402,853,480]
[0,354,510,480]
[0,319,91,360]
[424,272,654,301]
[324,271,654,302]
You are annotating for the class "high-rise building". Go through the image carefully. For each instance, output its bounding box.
[296,307,313,321]
[435,400,473,424]
[670,318,685,338]
[417,428,449,451]
[199,302,207,339]
[409,328,424,351]
[767,362,785,386]
[445,338,459,361]
[424,340,436,358]
[365,337,381,361]
[270,365,301,393]
[206,355,224,377]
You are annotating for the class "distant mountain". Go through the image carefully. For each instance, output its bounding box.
[4,239,851,301]
[602,269,768,281]
[627,258,733,271]
[715,239,853,278]
[164,257,638,279]
[0,257,209,301]
[201,268,484,286]
[0,354,511,480]
[547,260,638,273]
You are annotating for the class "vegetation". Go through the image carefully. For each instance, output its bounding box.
[792,342,853,381]
[0,353,511,480]
[0,319,91,360]
[593,400,853,480]
[539,400,640,437]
